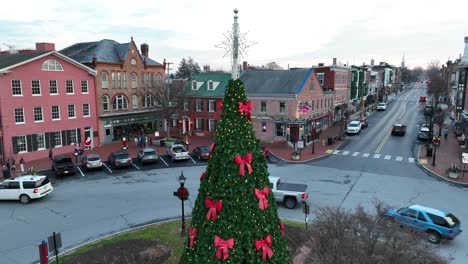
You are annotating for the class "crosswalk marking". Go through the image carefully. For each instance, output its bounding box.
[363,153,370,157]
[395,156,403,161]
[333,150,340,154]
[373,154,381,159]
[352,152,360,156]
[342,151,350,155]
[408,158,415,163]
[384,155,391,160]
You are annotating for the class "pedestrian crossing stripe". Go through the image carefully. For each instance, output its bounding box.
[333,150,340,154]
[363,153,370,157]
[408,158,415,163]
[396,156,403,161]
[329,150,416,163]
[352,152,360,156]
[373,154,381,159]
[342,151,350,155]
[384,155,391,160]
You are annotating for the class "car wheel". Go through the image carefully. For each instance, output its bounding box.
[284,197,296,209]
[427,230,441,244]
[19,194,31,204]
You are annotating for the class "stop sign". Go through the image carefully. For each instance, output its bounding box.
[433,137,440,145]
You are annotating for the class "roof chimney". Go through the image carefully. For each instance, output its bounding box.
[243,61,248,70]
[318,63,324,67]
[371,59,374,66]
[141,43,149,58]
[333,58,337,65]
[35,42,55,52]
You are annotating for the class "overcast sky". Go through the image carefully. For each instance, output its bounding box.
[1,0,468,71]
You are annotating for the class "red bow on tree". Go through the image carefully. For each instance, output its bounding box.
[255,235,274,260]
[279,223,285,237]
[200,171,206,181]
[205,198,222,220]
[188,227,197,248]
[214,236,235,260]
[234,152,253,176]
[254,186,270,210]
[239,101,252,121]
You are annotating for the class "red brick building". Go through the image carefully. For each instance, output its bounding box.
[0,43,98,163]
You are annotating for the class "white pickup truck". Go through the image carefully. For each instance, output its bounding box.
[166,144,190,161]
[269,176,308,209]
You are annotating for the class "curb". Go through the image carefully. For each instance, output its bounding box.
[417,145,468,188]
[269,139,348,164]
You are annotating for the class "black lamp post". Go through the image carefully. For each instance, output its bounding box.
[174,171,188,236]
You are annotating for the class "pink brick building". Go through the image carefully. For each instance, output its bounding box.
[0,43,98,164]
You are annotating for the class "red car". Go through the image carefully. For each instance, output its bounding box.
[419,96,427,102]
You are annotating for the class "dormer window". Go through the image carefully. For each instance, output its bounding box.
[131,58,137,65]
[192,81,198,90]
[208,81,214,91]
[42,59,63,71]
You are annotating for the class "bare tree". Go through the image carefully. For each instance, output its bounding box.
[265,61,284,70]
[424,62,446,152]
[302,202,448,264]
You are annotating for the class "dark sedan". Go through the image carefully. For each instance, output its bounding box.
[192,146,210,160]
[391,124,406,136]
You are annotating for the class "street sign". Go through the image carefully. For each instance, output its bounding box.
[47,232,62,253]
[297,140,304,149]
[463,157,468,164]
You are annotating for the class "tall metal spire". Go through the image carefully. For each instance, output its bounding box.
[231,8,240,80]
[401,53,405,68]
[461,36,468,65]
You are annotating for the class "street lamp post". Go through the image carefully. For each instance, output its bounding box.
[432,137,440,166]
[173,172,188,236]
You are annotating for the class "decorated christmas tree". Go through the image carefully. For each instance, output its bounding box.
[179,79,290,263]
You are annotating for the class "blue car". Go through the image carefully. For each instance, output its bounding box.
[386,204,462,244]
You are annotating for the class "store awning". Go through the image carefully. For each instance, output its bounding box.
[309,113,330,122]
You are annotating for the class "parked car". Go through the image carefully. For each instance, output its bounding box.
[417,126,431,141]
[192,146,210,160]
[166,144,190,161]
[346,120,362,135]
[377,103,387,111]
[359,117,369,129]
[261,146,270,160]
[391,124,406,136]
[81,154,103,170]
[108,151,133,169]
[137,147,159,164]
[385,204,462,244]
[269,176,308,209]
[419,96,427,102]
[51,155,76,176]
[0,175,53,204]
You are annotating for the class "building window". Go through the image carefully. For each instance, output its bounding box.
[143,94,154,108]
[157,73,162,86]
[196,99,203,112]
[36,133,46,150]
[275,123,285,136]
[53,131,62,147]
[260,101,267,112]
[111,72,116,88]
[192,81,197,90]
[66,80,74,94]
[183,100,188,111]
[12,80,22,96]
[17,135,27,153]
[69,129,78,144]
[195,118,203,130]
[68,104,76,118]
[81,80,88,93]
[33,107,43,122]
[279,102,285,113]
[103,95,109,111]
[146,73,150,87]
[321,99,323,108]
[48,80,58,95]
[131,58,137,65]
[83,104,90,117]
[141,72,145,88]
[209,119,217,131]
[101,72,108,88]
[133,95,138,109]
[52,105,60,120]
[209,100,216,112]
[113,95,128,110]
[131,73,137,88]
[14,108,25,124]
[117,72,121,88]
[41,59,63,71]
[122,72,127,88]
[317,73,325,86]
[150,73,155,87]
[32,80,41,95]
[208,81,214,90]
[261,122,267,132]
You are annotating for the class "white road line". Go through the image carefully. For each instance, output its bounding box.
[352,152,360,156]
[132,163,140,170]
[363,153,370,157]
[159,156,169,167]
[408,158,415,163]
[333,150,341,154]
[342,151,350,155]
[76,166,85,177]
[373,154,381,159]
[395,156,403,161]
[384,155,392,160]
[103,163,112,173]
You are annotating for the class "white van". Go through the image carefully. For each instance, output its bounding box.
[0,175,53,204]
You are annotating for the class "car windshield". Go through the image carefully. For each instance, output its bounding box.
[397,207,408,214]
[144,151,156,155]
[56,157,72,164]
[87,156,100,161]
[117,154,130,159]
[349,123,359,127]
[200,147,210,152]
[173,147,185,153]
[379,103,385,106]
